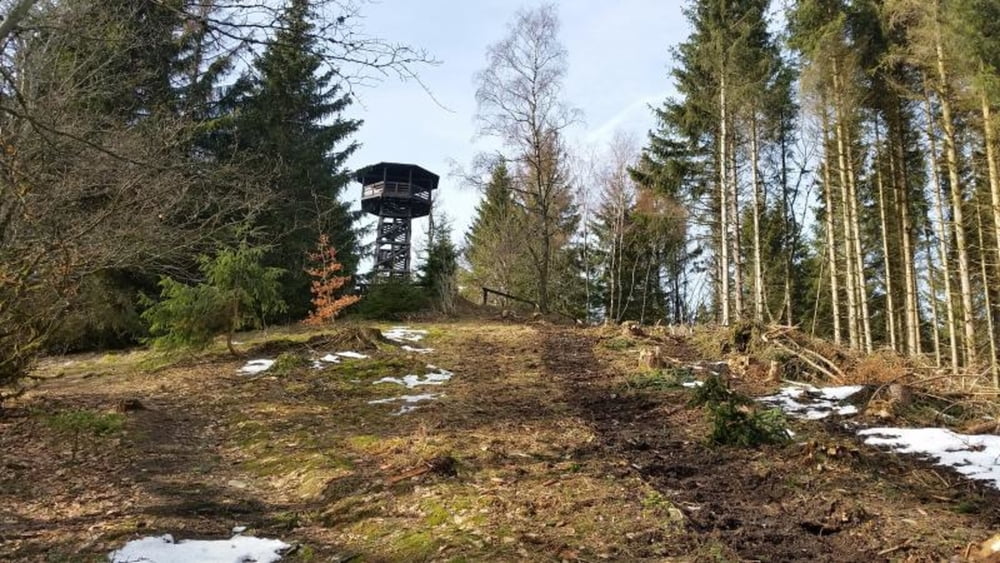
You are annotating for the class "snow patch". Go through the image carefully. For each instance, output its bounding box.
[373,366,453,389]
[108,534,289,563]
[335,351,369,359]
[759,383,863,420]
[368,393,442,416]
[311,351,369,369]
[238,359,274,375]
[384,326,428,342]
[859,427,1000,489]
[401,345,434,354]
[682,381,704,388]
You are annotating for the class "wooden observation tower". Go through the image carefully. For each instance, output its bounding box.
[355,162,439,278]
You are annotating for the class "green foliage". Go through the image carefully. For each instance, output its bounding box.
[142,243,286,352]
[222,0,361,319]
[46,271,148,353]
[689,375,788,447]
[44,409,124,436]
[627,368,690,390]
[603,336,636,350]
[353,280,429,320]
[463,161,535,301]
[141,279,228,350]
[706,402,789,447]
[42,409,125,461]
[688,374,739,407]
[272,352,310,376]
[421,215,459,313]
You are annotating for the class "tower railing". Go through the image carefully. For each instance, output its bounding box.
[362,180,431,200]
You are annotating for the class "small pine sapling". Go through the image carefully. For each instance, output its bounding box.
[142,242,286,355]
[304,234,360,325]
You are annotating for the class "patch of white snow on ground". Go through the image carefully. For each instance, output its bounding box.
[384,326,428,342]
[335,351,369,359]
[108,534,289,563]
[373,366,453,388]
[682,381,704,388]
[312,351,369,369]
[368,393,442,416]
[401,345,434,354]
[238,359,275,375]
[759,383,863,420]
[859,427,1000,489]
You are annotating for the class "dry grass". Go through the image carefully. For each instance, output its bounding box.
[2,321,690,561]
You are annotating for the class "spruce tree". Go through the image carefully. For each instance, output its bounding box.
[227,0,361,318]
[422,215,459,314]
[463,161,534,300]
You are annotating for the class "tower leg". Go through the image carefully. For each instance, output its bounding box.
[374,214,412,278]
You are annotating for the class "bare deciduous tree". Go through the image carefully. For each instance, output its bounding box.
[473,3,579,313]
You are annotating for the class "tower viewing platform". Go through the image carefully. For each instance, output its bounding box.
[355,162,439,278]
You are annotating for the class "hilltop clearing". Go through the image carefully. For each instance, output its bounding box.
[1,322,998,561]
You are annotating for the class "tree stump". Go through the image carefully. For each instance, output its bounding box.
[639,346,666,370]
[887,384,912,408]
[621,321,645,338]
[114,398,145,413]
[767,360,781,382]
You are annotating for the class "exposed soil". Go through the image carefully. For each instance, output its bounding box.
[1,321,998,561]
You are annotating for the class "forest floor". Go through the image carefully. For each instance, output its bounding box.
[2,320,999,562]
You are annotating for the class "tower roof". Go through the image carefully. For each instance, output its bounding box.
[354,162,439,189]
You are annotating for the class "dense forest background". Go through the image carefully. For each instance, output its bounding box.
[3,0,1000,390]
[462,0,1000,387]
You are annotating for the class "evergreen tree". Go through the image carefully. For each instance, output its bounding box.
[463,161,534,301]
[226,0,361,319]
[474,5,579,313]
[142,243,286,355]
[422,215,459,314]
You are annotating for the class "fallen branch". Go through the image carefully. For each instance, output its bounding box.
[772,340,844,383]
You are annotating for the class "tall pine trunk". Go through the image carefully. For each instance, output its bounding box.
[925,228,943,367]
[976,202,999,383]
[934,23,977,369]
[874,121,897,351]
[889,100,921,357]
[822,107,843,346]
[924,90,960,374]
[846,127,873,353]
[730,135,744,320]
[719,72,731,326]
[832,62,859,349]
[751,116,765,322]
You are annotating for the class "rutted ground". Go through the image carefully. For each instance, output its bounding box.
[1,321,998,561]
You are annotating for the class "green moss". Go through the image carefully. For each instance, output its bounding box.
[392,531,439,560]
[603,336,636,350]
[627,368,690,390]
[423,500,450,527]
[346,434,381,450]
[43,409,124,436]
[271,351,310,376]
[953,500,982,514]
[290,544,315,561]
[270,511,302,530]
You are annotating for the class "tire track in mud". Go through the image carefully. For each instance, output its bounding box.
[539,326,878,562]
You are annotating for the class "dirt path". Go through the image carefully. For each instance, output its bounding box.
[540,326,1000,561]
[2,321,998,561]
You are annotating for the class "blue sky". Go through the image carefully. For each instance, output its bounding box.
[342,1,691,270]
